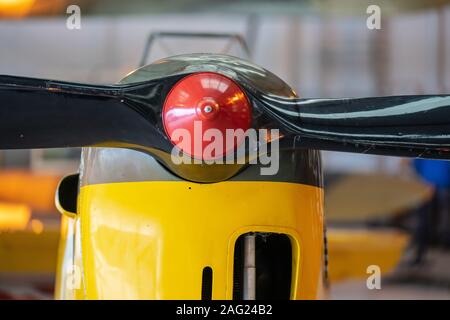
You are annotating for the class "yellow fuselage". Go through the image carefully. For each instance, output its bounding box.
[56,180,324,299]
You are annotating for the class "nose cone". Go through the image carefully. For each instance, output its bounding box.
[162,72,252,160]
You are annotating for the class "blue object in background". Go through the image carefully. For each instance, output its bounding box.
[414,159,450,189]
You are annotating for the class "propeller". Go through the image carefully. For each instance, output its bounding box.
[258,94,450,159]
[0,54,449,182]
[0,73,181,153]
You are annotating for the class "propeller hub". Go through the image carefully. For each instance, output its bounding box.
[163,72,252,160]
[197,98,220,120]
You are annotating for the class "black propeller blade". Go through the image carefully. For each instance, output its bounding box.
[0,74,182,153]
[258,94,450,159]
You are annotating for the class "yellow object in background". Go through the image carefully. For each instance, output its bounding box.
[326,174,433,223]
[0,170,61,214]
[0,227,59,273]
[0,0,74,18]
[0,0,35,18]
[0,202,31,231]
[0,169,61,274]
[327,229,410,283]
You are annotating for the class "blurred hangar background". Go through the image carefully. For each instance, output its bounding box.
[1,0,450,299]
